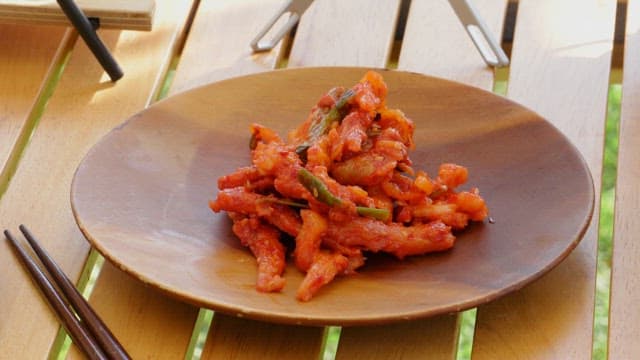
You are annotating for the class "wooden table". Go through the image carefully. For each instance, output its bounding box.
[0,0,636,358]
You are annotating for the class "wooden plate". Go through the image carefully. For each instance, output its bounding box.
[71,67,594,326]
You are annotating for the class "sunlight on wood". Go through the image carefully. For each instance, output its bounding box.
[542,0,614,59]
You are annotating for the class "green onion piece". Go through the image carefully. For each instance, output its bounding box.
[297,168,390,221]
[356,206,390,221]
[297,88,356,159]
[297,168,342,207]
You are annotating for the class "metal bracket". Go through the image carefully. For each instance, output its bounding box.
[250,0,313,53]
[449,0,509,67]
[57,0,123,81]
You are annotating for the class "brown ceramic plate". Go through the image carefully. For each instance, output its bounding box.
[71,67,594,326]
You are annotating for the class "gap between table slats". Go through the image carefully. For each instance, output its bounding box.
[286,0,400,68]
[607,0,640,358]
[471,0,615,358]
[590,2,629,355]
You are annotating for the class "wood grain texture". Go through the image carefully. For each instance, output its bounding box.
[169,0,289,96]
[287,0,401,67]
[608,0,640,357]
[335,1,507,359]
[0,0,154,30]
[0,0,196,358]
[337,315,459,360]
[398,0,508,88]
[0,23,66,183]
[204,314,325,359]
[69,262,198,359]
[472,0,615,358]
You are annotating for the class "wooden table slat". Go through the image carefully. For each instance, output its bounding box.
[472,1,615,358]
[287,0,401,68]
[608,0,640,357]
[398,0,508,88]
[0,0,198,358]
[0,23,70,358]
[204,314,325,360]
[0,23,67,189]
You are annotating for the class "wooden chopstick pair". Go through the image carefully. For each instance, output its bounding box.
[4,225,130,360]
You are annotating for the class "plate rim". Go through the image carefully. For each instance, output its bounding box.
[70,66,595,326]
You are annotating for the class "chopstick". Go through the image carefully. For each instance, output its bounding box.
[56,0,124,82]
[4,225,130,360]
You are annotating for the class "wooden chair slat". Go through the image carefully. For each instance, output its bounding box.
[77,1,201,356]
[68,262,199,359]
[0,23,69,358]
[472,1,615,358]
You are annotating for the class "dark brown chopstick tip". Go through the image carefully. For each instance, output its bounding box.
[6,226,129,359]
[4,229,21,249]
